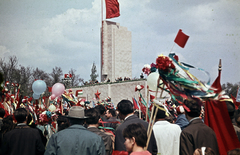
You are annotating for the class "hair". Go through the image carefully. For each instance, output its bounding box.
[225,101,235,120]
[235,113,240,126]
[155,107,166,119]
[0,108,5,118]
[123,123,147,148]
[68,117,85,125]
[194,147,215,155]
[85,108,100,125]
[108,109,116,117]
[14,108,28,123]
[228,148,240,155]
[0,115,16,134]
[184,98,201,117]
[57,116,70,132]
[117,100,134,115]
[95,105,106,115]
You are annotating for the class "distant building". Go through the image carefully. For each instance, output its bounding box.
[101,20,132,82]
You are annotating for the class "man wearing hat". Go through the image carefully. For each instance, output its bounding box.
[45,106,106,155]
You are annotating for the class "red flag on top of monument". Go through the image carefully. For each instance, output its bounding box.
[174,29,189,48]
[105,0,120,19]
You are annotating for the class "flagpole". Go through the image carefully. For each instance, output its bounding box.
[101,0,103,22]
[170,43,175,53]
[101,0,104,82]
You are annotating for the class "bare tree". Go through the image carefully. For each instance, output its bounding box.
[0,55,18,84]
[17,65,33,96]
[68,68,84,87]
[50,66,63,85]
[222,82,240,97]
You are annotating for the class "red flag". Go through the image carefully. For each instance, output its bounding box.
[105,0,120,19]
[205,100,240,154]
[132,97,139,110]
[174,29,189,48]
[48,87,52,93]
[211,71,222,94]
[204,69,240,154]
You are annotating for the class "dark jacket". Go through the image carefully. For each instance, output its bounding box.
[104,117,120,133]
[115,115,157,155]
[180,118,219,155]
[2,124,45,155]
[88,127,113,155]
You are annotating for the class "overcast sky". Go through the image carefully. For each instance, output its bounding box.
[0,0,239,85]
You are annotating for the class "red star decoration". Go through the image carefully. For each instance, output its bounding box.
[95,90,101,99]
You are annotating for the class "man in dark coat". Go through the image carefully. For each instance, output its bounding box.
[2,108,45,155]
[104,108,120,133]
[85,108,113,155]
[115,99,157,155]
[180,98,219,155]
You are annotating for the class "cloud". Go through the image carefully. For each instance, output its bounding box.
[0,0,239,85]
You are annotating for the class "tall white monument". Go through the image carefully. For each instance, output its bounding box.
[101,20,132,82]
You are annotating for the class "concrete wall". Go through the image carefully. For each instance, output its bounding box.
[71,80,147,107]
[70,79,170,107]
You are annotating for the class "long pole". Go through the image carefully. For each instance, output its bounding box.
[146,87,149,121]
[146,77,160,137]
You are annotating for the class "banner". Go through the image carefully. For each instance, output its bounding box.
[105,0,120,19]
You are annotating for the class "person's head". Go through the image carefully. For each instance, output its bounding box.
[85,108,100,125]
[228,148,240,155]
[184,98,202,119]
[105,109,116,119]
[235,113,240,127]
[57,115,70,132]
[117,100,134,120]
[1,115,16,134]
[155,107,166,120]
[0,108,5,118]
[225,101,235,120]
[123,123,147,152]
[193,147,215,155]
[95,105,106,116]
[14,108,28,123]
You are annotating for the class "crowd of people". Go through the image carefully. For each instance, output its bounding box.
[0,97,240,155]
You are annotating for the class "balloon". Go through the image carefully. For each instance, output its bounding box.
[147,72,160,91]
[52,83,65,97]
[33,93,40,100]
[48,104,56,112]
[50,94,56,100]
[32,80,47,95]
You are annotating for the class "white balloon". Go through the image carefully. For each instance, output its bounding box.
[147,72,160,91]
[48,104,56,112]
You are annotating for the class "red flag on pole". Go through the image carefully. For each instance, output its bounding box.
[174,29,189,48]
[132,97,139,110]
[205,64,240,154]
[105,0,120,19]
